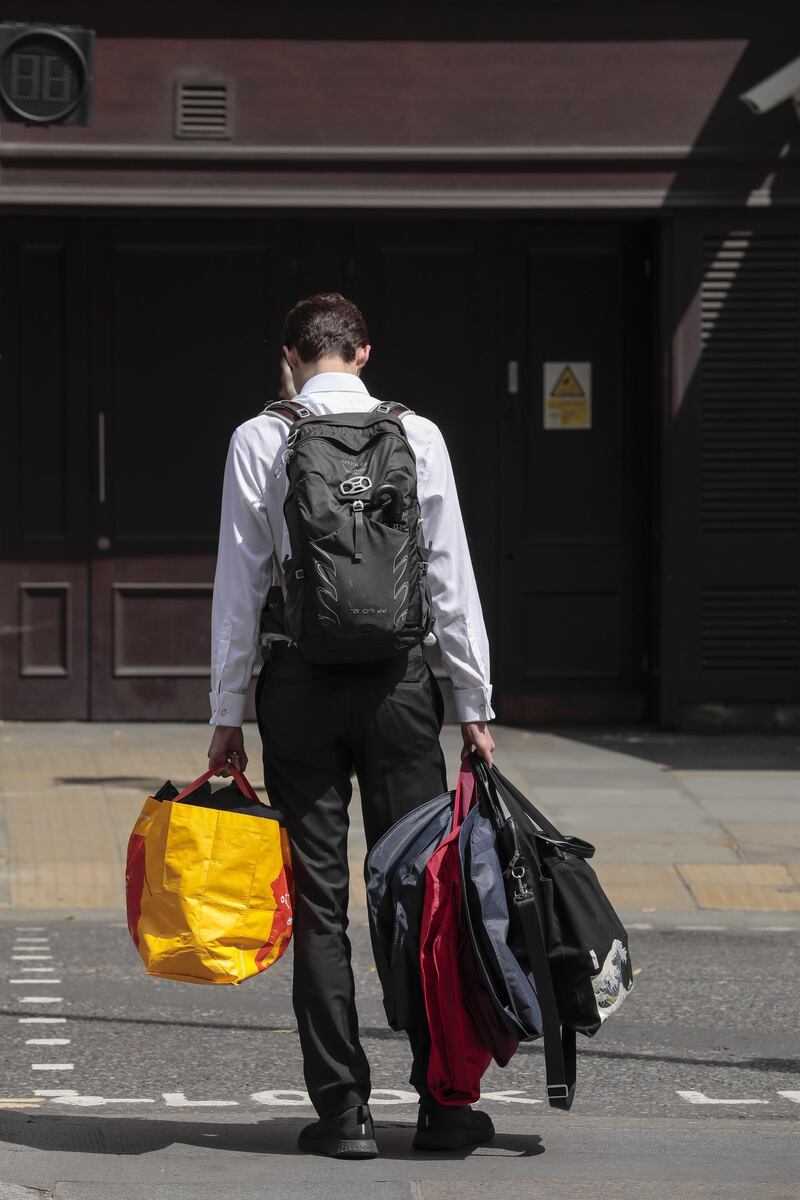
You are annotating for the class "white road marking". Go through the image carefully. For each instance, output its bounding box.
[10,979,62,984]
[26,1039,71,1046]
[34,1091,154,1106]
[759,927,797,933]
[677,1090,769,1105]
[13,967,55,972]
[250,1091,311,1106]
[14,1088,781,1111]
[14,926,47,931]
[626,923,653,930]
[675,925,726,932]
[369,1090,420,1105]
[482,1091,543,1104]
[31,1064,74,1071]
[14,938,49,943]
[163,1092,239,1107]
[12,955,53,961]
[18,1018,66,1024]
[19,997,62,1003]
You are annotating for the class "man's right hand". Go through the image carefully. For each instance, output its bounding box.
[208,725,248,776]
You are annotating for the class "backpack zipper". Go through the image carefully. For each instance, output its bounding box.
[352,500,364,562]
[286,430,409,454]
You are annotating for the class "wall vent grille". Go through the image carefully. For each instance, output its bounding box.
[174,82,230,139]
[700,586,799,671]
[700,232,800,535]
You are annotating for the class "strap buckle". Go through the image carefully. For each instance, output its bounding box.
[546,1083,570,1100]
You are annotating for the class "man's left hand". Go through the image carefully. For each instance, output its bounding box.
[460,720,495,766]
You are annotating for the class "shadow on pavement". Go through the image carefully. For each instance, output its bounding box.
[0,1113,544,1161]
[54,777,170,791]
[549,727,800,771]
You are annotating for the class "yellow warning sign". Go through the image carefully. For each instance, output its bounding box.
[543,362,591,429]
[550,365,585,397]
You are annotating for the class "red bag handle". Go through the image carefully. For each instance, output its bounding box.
[451,755,476,831]
[170,761,261,806]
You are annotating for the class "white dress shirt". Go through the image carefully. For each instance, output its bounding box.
[209,372,495,726]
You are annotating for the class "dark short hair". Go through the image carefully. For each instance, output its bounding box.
[282,293,369,364]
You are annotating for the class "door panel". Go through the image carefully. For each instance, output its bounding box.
[0,223,90,719]
[498,224,652,723]
[89,222,294,719]
[352,222,498,716]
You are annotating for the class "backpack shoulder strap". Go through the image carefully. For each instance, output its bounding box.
[372,400,415,419]
[262,398,312,425]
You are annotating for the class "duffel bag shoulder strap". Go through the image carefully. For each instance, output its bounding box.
[487,762,595,858]
[471,754,576,1111]
[487,764,566,841]
[516,891,577,1111]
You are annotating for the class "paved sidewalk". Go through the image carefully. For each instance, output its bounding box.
[0,722,798,918]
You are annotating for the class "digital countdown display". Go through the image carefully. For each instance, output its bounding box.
[0,24,94,125]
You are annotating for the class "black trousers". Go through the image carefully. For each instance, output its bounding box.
[255,640,448,1118]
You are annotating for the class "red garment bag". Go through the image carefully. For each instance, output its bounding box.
[419,756,517,1105]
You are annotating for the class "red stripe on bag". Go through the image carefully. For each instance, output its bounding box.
[125,833,147,949]
[256,871,294,970]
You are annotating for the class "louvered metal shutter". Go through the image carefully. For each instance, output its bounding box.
[666,220,800,728]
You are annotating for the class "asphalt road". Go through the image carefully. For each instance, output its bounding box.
[0,917,798,1199]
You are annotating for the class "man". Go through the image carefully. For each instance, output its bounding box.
[208,293,496,1158]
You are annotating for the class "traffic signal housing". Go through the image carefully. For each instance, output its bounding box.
[0,23,94,126]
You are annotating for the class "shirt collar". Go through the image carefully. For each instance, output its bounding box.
[299,372,369,399]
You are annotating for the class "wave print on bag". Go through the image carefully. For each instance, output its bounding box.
[393,537,409,630]
[312,544,341,626]
[591,938,633,1022]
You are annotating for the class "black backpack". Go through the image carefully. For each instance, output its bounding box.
[263,397,435,664]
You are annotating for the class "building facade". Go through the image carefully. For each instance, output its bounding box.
[1,4,798,728]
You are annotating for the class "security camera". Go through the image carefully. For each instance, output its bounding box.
[739,56,800,114]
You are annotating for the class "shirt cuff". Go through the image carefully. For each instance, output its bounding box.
[452,686,496,724]
[208,690,247,727]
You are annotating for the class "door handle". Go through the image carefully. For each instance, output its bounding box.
[98,411,107,504]
[507,360,519,395]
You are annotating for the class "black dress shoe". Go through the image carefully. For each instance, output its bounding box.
[413,1097,495,1151]
[297,1102,378,1159]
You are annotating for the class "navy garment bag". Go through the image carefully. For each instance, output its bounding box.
[365,789,452,1032]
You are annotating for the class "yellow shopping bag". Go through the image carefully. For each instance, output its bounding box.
[125,762,293,984]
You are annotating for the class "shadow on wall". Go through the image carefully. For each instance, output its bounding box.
[661,35,800,731]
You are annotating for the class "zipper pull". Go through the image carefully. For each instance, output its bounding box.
[352,500,364,562]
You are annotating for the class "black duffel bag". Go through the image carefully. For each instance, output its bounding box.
[470,753,634,1111]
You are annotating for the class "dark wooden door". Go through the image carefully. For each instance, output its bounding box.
[497,223,653,723]
[0,221,91,719]
[88,221,294,719]
[351,221,498,715]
